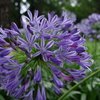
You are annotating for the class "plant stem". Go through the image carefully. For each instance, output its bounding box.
[58,68,100,100]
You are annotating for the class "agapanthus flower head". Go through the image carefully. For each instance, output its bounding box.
[75,13,100,40]
[74,19,91,36]
[88,13,100,23]
[0,10,92,99]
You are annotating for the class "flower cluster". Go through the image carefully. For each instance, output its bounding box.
[75,13,100,40]
[0,10,92,99]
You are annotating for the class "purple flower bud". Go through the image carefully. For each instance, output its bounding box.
[76,47,86,54]
[50,57,62,66]
[0,48,12,57]
[23,89,33,100]
[57,34,72,39]
[35,87,43,100]
[23,81,30,92]
[53,74,64,88]
[65,68,86,82]
[78,53,92,70]
[59,73,74,82]
[11,22,20,33]
[70,56,81,63]
[34,68,42,84]
[11,85,25,99]
[62,23,71,32]
[71,35,81,41]
[49,63,61,76]
[5,29,19,36]
[42,83,46,100]
[52,85,62,95]
[6,77,23,92]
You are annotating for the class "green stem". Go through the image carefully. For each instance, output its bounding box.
[58,68,100,100]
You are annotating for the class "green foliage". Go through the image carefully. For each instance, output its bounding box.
[0,95,5,100]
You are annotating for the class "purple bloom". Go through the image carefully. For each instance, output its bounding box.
[11,85,25,99]
[78,53,92,70]
[23,89,33,100]
[62,23,72,32]
[52,85,62,95]
[34,68,42,84]
[0,48,12,57]
[75,13,100,40]
[65,69,86,82]
[50,57,62,66]
[35,87,43,100]
[76,46,87,54]
[53,74,64,88]
[59,73,74,82]
[71,35,81,41]
[0,10,92,99]
[0,27,7,38]
[41,83,46,100]
[35,83,46,100]
[11,22,20,33]
[88,13,100,23]
[32,37,54,61]
[49,63,61,76]
[17,33,36,52]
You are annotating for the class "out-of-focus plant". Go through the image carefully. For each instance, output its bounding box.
[74,13,100,41]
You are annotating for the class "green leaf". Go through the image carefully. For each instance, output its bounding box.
[0,95,5,100]
[65,91,81,98]
[81,93,86,100]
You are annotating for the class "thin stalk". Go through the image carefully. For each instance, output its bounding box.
[58,68,100,100]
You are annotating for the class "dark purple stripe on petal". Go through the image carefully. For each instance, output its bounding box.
[34,43,41,50]
[45,40,54,49]
[32,51,41,57]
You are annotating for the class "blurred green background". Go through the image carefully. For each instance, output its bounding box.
[0,0,100,100]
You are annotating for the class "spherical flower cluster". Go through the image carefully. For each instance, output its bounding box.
[0,10,92,100]
[75,13,100,40]
[74,19,91,35]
